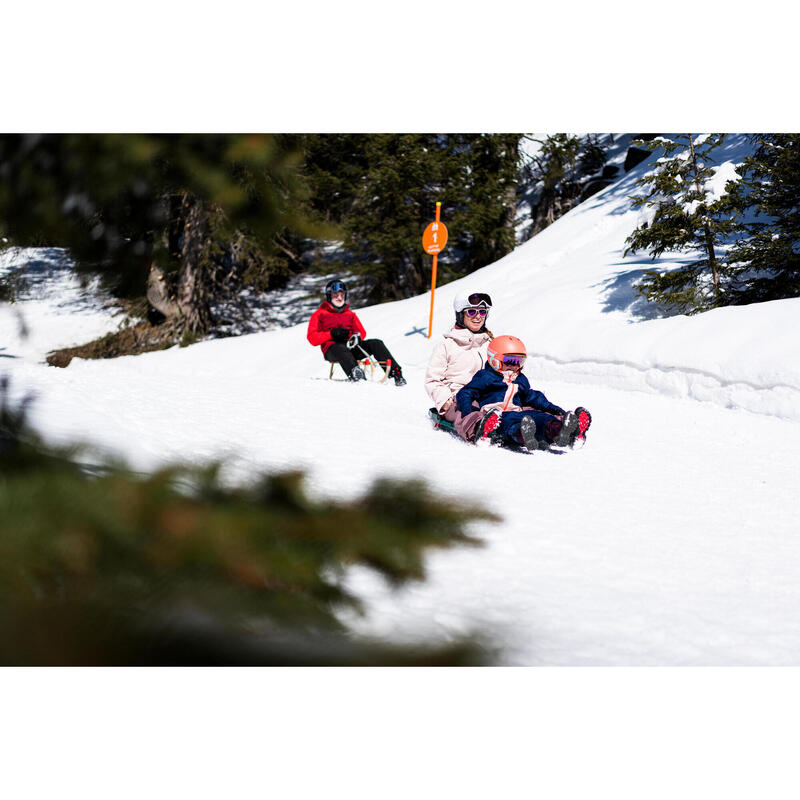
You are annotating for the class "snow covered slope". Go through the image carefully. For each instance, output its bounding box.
[0,247,126,361]
[3,134,800,665]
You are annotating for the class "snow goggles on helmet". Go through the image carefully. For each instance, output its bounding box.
[501,354,526,367]
[467,293,492,308]
[464,307,488,318]
[330,281,346,294]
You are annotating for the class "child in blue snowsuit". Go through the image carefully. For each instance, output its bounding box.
[455,335,590,450]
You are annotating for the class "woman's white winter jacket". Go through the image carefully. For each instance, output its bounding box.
[424,326,492,411]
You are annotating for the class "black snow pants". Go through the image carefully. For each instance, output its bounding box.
[324,339,399,376]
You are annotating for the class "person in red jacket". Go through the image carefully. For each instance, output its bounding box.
[307,278,407,385]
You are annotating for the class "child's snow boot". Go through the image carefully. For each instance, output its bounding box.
[473,409,501,443]
[572,407,592,446]
[520,416,543,451]
[553,411,579,447]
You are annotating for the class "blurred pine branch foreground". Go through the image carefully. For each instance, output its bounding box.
[0,381,496,665]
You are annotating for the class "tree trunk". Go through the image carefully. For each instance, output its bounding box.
[146,265,178,318]
[688,135,720,297]
[504,184,517,242]
[175,196,212,334]
[703,222,719,294]
[147,193,213,336]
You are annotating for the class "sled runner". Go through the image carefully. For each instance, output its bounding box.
[329,356,391,382]
[327,333,395,382]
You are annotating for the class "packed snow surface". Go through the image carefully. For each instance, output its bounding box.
[3,134,799,665]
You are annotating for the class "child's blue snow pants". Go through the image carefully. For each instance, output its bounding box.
[499,410,559,446]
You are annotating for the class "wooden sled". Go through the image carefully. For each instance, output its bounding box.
[330,357,391,382]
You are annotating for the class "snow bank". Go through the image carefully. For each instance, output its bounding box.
[353,133,800,422]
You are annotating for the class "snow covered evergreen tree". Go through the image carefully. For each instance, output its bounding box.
[522,134,582,233]
[624,134,739,313]
[579,133,608,177]
[519,134,611,237]
[724,134,800,303]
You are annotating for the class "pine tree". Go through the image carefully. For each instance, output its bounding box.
[521,134,597,235]
[300,134,522,301]
[578,133,608,177]
[0,379,495,665]
[624,134,739,313]
[344,134,442,300]
[301,133,371,225]
[724,134,800,302]
[0,134,316,343]
[454,134,521,272]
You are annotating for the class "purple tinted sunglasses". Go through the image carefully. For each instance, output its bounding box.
[464,307,488,318]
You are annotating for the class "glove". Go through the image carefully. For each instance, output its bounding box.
[346,332,362,349]
[330,327,350,343]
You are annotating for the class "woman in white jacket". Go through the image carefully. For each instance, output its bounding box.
[425,291,494,440]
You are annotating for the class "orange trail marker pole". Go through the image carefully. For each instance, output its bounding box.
[424,202,446,339]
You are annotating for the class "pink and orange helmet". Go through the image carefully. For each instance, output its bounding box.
[487,335,527,371]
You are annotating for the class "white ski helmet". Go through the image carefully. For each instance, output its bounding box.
[453,291,492,313]
[453,291,492,328]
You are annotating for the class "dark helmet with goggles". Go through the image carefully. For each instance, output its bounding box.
[325,279,348,305]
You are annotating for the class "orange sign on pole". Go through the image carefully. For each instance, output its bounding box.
[423,202,448,338]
